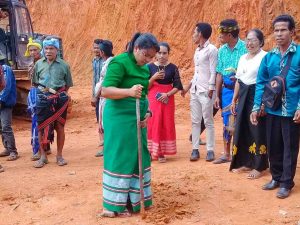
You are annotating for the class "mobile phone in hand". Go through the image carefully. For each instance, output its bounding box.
[155,92,162,99]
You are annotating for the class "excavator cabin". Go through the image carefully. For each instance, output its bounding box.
[0,0,63,117]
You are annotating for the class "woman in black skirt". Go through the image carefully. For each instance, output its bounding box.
[229,29,269,179]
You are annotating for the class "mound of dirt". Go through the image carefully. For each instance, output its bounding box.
[144,181,195,224]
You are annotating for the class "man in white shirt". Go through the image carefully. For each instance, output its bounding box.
[182,22,218,161]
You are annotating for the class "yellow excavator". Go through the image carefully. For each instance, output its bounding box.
[0,0,63,117]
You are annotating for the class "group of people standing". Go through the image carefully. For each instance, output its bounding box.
[89,13,299,218]
[0,11,298,219]
[182,15,298,200]
[0,37,73,171]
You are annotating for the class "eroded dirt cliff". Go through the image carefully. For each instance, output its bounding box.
[27,0,300,84]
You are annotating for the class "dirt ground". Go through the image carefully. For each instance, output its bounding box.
[0,86,299,225]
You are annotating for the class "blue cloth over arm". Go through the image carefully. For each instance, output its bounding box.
[253,55,269,112]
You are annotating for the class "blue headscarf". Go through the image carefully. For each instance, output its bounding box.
[41,38,59,58]
[43,38,59,49]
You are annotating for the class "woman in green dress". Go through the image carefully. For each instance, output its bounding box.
[100,33,159,217]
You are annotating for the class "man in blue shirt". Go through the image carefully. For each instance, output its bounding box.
[0,61,18,162]
[91,39,104,157]
[91,39,104,120]
[213,19,247,164]
[251,14,300,199]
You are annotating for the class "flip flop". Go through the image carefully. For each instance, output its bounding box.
[56,157,68,166]
[7,153,19,161]
[158,156,167,163]
[247,169,262,179]
[34,158,49,168]
[213,155,231,164]
[95,150,103,157]
[31,153,41,161]
[232,167,251,173]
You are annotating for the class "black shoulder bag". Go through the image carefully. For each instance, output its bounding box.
[262,54,293,110]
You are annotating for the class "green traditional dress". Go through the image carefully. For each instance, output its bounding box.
[101,52,152,212]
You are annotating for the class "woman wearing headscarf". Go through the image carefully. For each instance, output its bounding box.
[94,40,114,157]
[147,42,183,162]
[100,33,159,217]
[229,29,268,179]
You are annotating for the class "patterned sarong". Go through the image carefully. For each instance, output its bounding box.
[103,98,152,213]
[35,88,69,148]
[28,87,54,153]
[229,81,268,171]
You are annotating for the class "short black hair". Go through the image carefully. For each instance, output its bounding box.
[273,14,295,31]
[99,40,114,57]
[159,42,170,53]
[94,39,102,45]
[219,19,239,38]
[196,23,212,39]
[247,29,265,47]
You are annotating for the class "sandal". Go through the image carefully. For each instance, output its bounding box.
[34,158,49,168]
[0,165,4,173]
[56,156,68,166]
[247,169,262,179]
[7,152,19,161]
[31,153,41,161]
[232,166,251,173]
[158,156,167,163]
[95,150,103,157]
[213,155,231,164]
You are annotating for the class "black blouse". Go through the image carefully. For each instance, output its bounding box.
[148,63,183,90]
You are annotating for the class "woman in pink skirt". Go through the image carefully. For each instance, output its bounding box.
[147,42,183,162]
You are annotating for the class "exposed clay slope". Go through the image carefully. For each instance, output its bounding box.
[27,0,300,84]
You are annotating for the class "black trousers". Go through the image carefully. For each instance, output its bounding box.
[266,114,300,189]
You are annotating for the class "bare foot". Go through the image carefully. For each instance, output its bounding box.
[99,210,116,218]
[232,167,251,173]
[247,169,261,179]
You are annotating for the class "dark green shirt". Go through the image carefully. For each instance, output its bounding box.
[33,57,73,90]
[102,52,149,98]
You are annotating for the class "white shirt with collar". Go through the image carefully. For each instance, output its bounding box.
[190,40,218,94]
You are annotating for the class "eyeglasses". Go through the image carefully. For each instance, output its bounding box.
[139,49,155,60]
[245,39,259,44]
